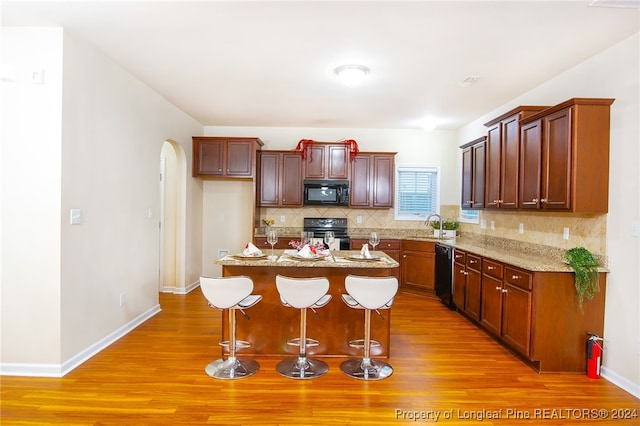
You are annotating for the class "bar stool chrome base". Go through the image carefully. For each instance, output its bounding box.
[205,356,260,380]
[340,357,393,381]
[276,356,329,380]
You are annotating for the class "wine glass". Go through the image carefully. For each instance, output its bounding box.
[324,231,335,250]
[369,232,380,251]
[266,230,278,258]
[301,231,313,247]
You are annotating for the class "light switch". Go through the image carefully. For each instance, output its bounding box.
[70,209,82,225]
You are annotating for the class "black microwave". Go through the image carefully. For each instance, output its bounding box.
[303,180,349,206]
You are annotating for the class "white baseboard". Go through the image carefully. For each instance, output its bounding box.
[0,304,161,378]
[601,366,640,399]
[162,279,200,295]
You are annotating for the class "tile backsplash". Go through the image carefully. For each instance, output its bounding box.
[260,205,607,256]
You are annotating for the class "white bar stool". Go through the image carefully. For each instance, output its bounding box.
[340,275,398,380]
[200,276,262,380]
[275,275,332,379]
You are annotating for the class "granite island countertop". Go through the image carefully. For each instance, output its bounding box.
[215,249,399,269]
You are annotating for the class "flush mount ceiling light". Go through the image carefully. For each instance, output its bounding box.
[334,64,370,86]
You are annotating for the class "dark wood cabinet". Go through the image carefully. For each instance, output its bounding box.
[454,248,606,372]
[401,240,435,292]
[480,259,504,337]
[452,250,466,309]
[304,143,350,180]
[460,137,486,209]
[464,254,482,322]
[192,136,263,178]
[253,237,292,250]
[257,151,303,207]
[484,107,548,209]
[350,153,395,208]
[518,98,614,213]
[501,273,532,357]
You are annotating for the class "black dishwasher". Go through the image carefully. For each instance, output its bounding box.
[435,243,454,308]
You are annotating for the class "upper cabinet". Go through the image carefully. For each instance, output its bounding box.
[464,98,614,213]
[519,98,614,213]
[460,137,486,210]
[350,153,396,208]
[192,136,263,178]
[304,143,350,180]
[483,106,548,209]
[257,151,303,207]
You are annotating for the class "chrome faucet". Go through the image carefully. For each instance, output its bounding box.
[425,213,443,239]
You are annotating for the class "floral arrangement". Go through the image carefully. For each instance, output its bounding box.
[262,219,275,227]
[289,240,325,251]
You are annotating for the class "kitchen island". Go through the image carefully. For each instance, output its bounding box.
[214,250,399,358]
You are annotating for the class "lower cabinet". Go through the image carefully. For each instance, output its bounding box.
[455,248,606,373]
[401,240,435,292]
[480,261,532,357]
[464,254,482,322]
[253,237,291,250]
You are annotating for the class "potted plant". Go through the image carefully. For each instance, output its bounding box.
[564,247,600,310]
[429,220,459,238]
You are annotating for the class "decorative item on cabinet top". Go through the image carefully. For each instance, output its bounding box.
[192,136,263,178]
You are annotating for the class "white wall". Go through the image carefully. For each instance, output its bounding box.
[1,28,203,373]
[459,33,640,395]
[1,28,64,364]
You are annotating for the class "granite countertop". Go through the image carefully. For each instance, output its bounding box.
[254,228,608,273]
[215,249,399,269]
[408,236,608,273]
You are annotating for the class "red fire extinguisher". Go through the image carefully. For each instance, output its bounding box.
[587,333,604,379]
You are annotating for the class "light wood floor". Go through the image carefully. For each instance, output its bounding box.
[1,290,638,425]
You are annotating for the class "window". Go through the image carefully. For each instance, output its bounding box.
[394,164,440,220]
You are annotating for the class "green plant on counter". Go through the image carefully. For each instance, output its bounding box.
[429,220,460,230]
[564,247,600,310]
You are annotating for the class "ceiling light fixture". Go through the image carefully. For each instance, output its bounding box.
[334,64,370,86]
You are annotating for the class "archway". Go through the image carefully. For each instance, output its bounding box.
[159,139,187,293]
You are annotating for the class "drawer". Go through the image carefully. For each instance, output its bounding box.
[505,267,532,290]
[402,239,435,252]
[483,259,504,279]
[453,249,466,264]
[378,239,401,250]
[466,254,481,270]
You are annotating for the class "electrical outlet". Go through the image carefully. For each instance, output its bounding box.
[280,215,286,223]
[490,221,495,231]
[519,223,524,234]
[563,227,570,240]
[631,220,640,237]
[219,249,229,258]
[119,292,126,307]
[480,219,487,229]
[357,216,363,224]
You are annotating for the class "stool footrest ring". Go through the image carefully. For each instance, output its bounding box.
[219,340,251,349]
[348,338,381,349]
[286,337,320,347]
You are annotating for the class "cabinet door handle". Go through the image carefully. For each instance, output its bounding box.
[541,198,548,203]
[502,288,508,293]
[469,260,476,264]
[460,270,467,275]
[511,274,520,280]
[493,199,499,203]
[532,198,538,203]
[495,286,501,291]
[487,265,494,270]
